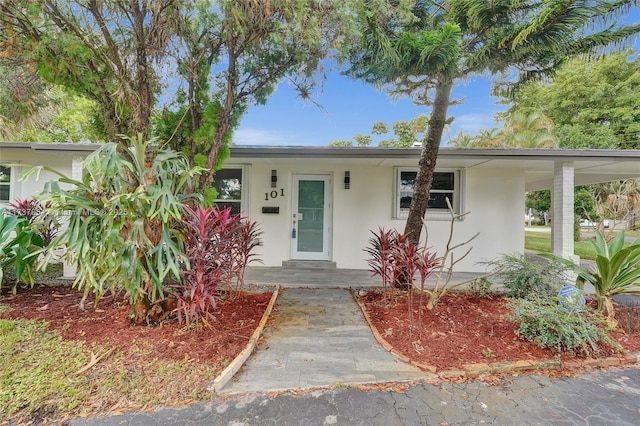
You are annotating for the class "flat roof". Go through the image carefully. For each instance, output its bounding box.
[3,143,640,191]
[3,142,640,161]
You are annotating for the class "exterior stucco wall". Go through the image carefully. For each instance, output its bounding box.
[231,158,525,272]
[2,148,526,273]
[0,150,75,206]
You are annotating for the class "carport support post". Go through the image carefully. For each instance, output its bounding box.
[551,161,580,264]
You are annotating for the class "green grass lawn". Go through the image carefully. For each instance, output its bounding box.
[525,231,597,260]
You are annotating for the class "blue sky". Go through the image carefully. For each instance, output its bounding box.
[235,9,640,147]
[234,69,502,147]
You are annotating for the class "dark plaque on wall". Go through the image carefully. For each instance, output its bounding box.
[262,206,280,214]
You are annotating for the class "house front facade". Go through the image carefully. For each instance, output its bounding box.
[2,143,640,273]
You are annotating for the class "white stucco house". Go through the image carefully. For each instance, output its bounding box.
[2,142,640,273]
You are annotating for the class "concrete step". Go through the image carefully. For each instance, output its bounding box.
[281,260,337,270]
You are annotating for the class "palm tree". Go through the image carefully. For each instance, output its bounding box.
[346,0,640,244]
[499,111,558,149]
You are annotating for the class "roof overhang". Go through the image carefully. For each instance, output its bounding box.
[3,143,639,191]
[229,146,640,191]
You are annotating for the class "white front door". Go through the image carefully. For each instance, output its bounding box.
[291,174,331,260]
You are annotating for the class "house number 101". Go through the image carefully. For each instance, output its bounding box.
[265,189,285,201]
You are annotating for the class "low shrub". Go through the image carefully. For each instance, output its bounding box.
[0,209,44,291]
[466,277,494,298]
[7,198,59,247]
[486,254,566,299]
[171,205,262,324]
[364,227,441,290]
[508,297,619,357]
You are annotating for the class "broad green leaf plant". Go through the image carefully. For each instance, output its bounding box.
[543,231,640,327]
[0,209,44,291]
[29,135,202,323]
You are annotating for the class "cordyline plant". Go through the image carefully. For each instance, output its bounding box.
[7,198,59,247]
[365,228,441,290]
[365,227,441,338]
[542,230,640,328]
[171,205,262,324]
[28,135,202,324]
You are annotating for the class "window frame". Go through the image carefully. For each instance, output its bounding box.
[212,165,250,216]
[393,167,463,220]
[0,162,17,206]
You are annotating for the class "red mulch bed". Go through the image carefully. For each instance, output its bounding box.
[2,284,639,376]
[358,289,640,372]
[0,284,273,367]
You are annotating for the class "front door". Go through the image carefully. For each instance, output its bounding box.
[291,174,331,260]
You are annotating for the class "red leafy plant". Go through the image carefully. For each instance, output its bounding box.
[364,227,442,337]
[365,227,441,290]
[7,198,58,247]
[171,205,262,324]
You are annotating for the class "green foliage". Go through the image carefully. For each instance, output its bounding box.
[487,254,566,299]
[503,49,640,149]
[542,231,640,321]
[329,115,429,147]
[329,140,354,147]
[574,187,597,221]
[508,297,619,357]
[466,277,494,299]
[0,319,89,417]
[7,198,59,247]
[33,136,202,316]
[0,209,43,291]
[525,190,551,216]
[345,0,640,244]
[353,133,372,147]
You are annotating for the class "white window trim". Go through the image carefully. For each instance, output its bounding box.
[213,165,251,217]
[393,167,464,220]
[0,161,19,206]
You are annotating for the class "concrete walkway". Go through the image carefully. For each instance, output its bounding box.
[219,287,424,395]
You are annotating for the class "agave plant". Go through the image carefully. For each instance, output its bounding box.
[28,135,202,323]
[542,230,640,326]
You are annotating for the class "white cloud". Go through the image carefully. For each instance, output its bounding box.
[233,127,326,146]
[451,113,497,135]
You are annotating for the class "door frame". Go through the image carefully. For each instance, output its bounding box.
[290,173,332,260]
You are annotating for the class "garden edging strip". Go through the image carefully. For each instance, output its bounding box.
[351,289,640,379]
[211,286,280,393]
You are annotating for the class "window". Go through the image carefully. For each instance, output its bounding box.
[213,167,244,215]
[395,168,461,219]
[0,165,12,204]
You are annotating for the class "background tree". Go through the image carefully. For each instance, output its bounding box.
[0,62,103,142]
[500,49,640,150]
[329,114,429,147]
[1,0,352,194]
[371,121,389,136]
[345,0,640,244]
[525,190,551,225]
[354,133,373,146]
[498,111,557,149]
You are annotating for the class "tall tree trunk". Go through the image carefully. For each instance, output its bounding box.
[404,78,453,245]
